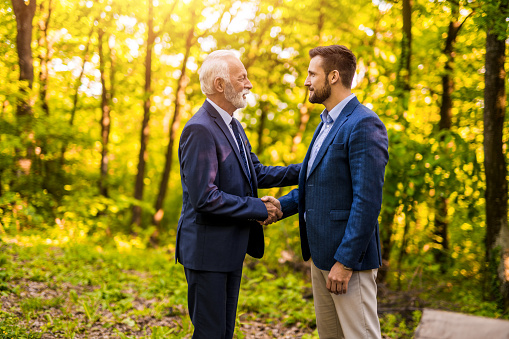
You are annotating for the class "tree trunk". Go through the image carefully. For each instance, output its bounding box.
[37,0,52,116]
[133,0,155,227]
[378,208,396,282]
[256,103,268,154]
[152,26,194,229]
[400,0,412,93]
[11,0,37,117]
[289,3,325,155]
[397,211,410,290]
[291,98,310,154]
[381,0,413,283]
[11,0,37,176]
[434,2,461,272]
[484,0,509,310]
[61,24,94,164]
[98,28,111,197]
[439,4,460,131]
[393,0,412,124]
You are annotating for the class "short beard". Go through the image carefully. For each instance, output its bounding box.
[225,81,248,109]
[309,80,331,104]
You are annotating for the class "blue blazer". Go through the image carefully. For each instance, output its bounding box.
[176,100,301,272]
[279,97,389,271]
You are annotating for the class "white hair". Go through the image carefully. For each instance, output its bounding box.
[199,50,237,95]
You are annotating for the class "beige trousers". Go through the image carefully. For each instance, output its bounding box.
[311,261,381,339]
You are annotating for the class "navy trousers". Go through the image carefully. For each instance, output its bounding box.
[184,267,243,339]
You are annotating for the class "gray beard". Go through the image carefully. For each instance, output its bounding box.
[225,82,247,109]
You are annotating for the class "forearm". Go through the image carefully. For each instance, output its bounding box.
[278,188,299,219]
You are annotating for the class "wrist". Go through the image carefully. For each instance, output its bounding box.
[341,263,353,271]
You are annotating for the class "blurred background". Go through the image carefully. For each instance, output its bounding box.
[1,0,509,331]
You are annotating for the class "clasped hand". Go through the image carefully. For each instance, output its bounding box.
[259,196,282,225]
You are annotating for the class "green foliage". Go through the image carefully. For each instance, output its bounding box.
[0,311,42,339]
[380,311,421,339]
[487,246,505,311]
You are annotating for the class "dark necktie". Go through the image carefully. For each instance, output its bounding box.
[230,118,254,196]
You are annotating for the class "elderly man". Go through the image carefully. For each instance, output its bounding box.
[175,50,300,338]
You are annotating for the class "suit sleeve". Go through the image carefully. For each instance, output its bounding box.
[179,123,268,220]
[278,188,299,218]
[334,115,389,267]
[245,137,301,188]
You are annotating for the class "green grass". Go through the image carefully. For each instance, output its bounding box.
[0,310,42,339]
[0,232,506,338]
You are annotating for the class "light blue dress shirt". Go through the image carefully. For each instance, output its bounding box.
[306,93,356,178]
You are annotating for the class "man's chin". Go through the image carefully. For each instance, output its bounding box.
[235,98,248,109]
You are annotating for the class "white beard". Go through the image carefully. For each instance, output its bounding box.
[225,82,248,109]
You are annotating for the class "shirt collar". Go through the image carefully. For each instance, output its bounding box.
[320,93,356,124]
[207,98,233,126]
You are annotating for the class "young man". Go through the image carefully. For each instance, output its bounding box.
[272,45,389,338]
[176,50,300,339]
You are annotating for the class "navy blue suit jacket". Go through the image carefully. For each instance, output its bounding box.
[279,97,389,271]
[176,100,301,272]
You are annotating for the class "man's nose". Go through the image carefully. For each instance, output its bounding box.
[245,78,253,89]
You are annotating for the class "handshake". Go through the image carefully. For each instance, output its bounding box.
[259,196,282,226]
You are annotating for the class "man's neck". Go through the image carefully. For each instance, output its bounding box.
[323,89,352,112]
[207,94,236,116]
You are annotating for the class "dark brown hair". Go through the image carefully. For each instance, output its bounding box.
[309,45,356,88]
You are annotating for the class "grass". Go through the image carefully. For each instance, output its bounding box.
[0,234,317,338]
[0,231,506,338]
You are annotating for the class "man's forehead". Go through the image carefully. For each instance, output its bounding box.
[308,56,324,71]
[227,57,247,74]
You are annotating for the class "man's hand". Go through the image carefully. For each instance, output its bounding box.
[260,196,282,225]
[327,261,353,295]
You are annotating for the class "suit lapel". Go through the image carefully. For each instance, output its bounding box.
[306,97,360,179]
[234,119,258,188]
[203,100,251,182]
[301,120,323,184]
[242,134,259,192]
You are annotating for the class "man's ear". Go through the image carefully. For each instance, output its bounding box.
[329,70,340,85]
[214,77,225,93]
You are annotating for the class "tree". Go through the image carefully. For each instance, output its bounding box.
[132,0,156,226]
[10,0,37,184]
[61,23,95,164]
[98,27,112,197]
[483,0,509,310]
[433,1,473,272]
[36,0,52,116]
[11,0,36,117]
[152,24,195,229]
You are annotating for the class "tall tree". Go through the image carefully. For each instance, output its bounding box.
[11,0,37,177]
[483,0,509,310]
[152,25,195,229]
[433,2,473,271]
[98,28,112,197]
[383,0,414,284]
[61,24,95,164]
[132,0,156,226]
[11,0,36,117]
[37,0,52,116]
[400,0,412,96]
